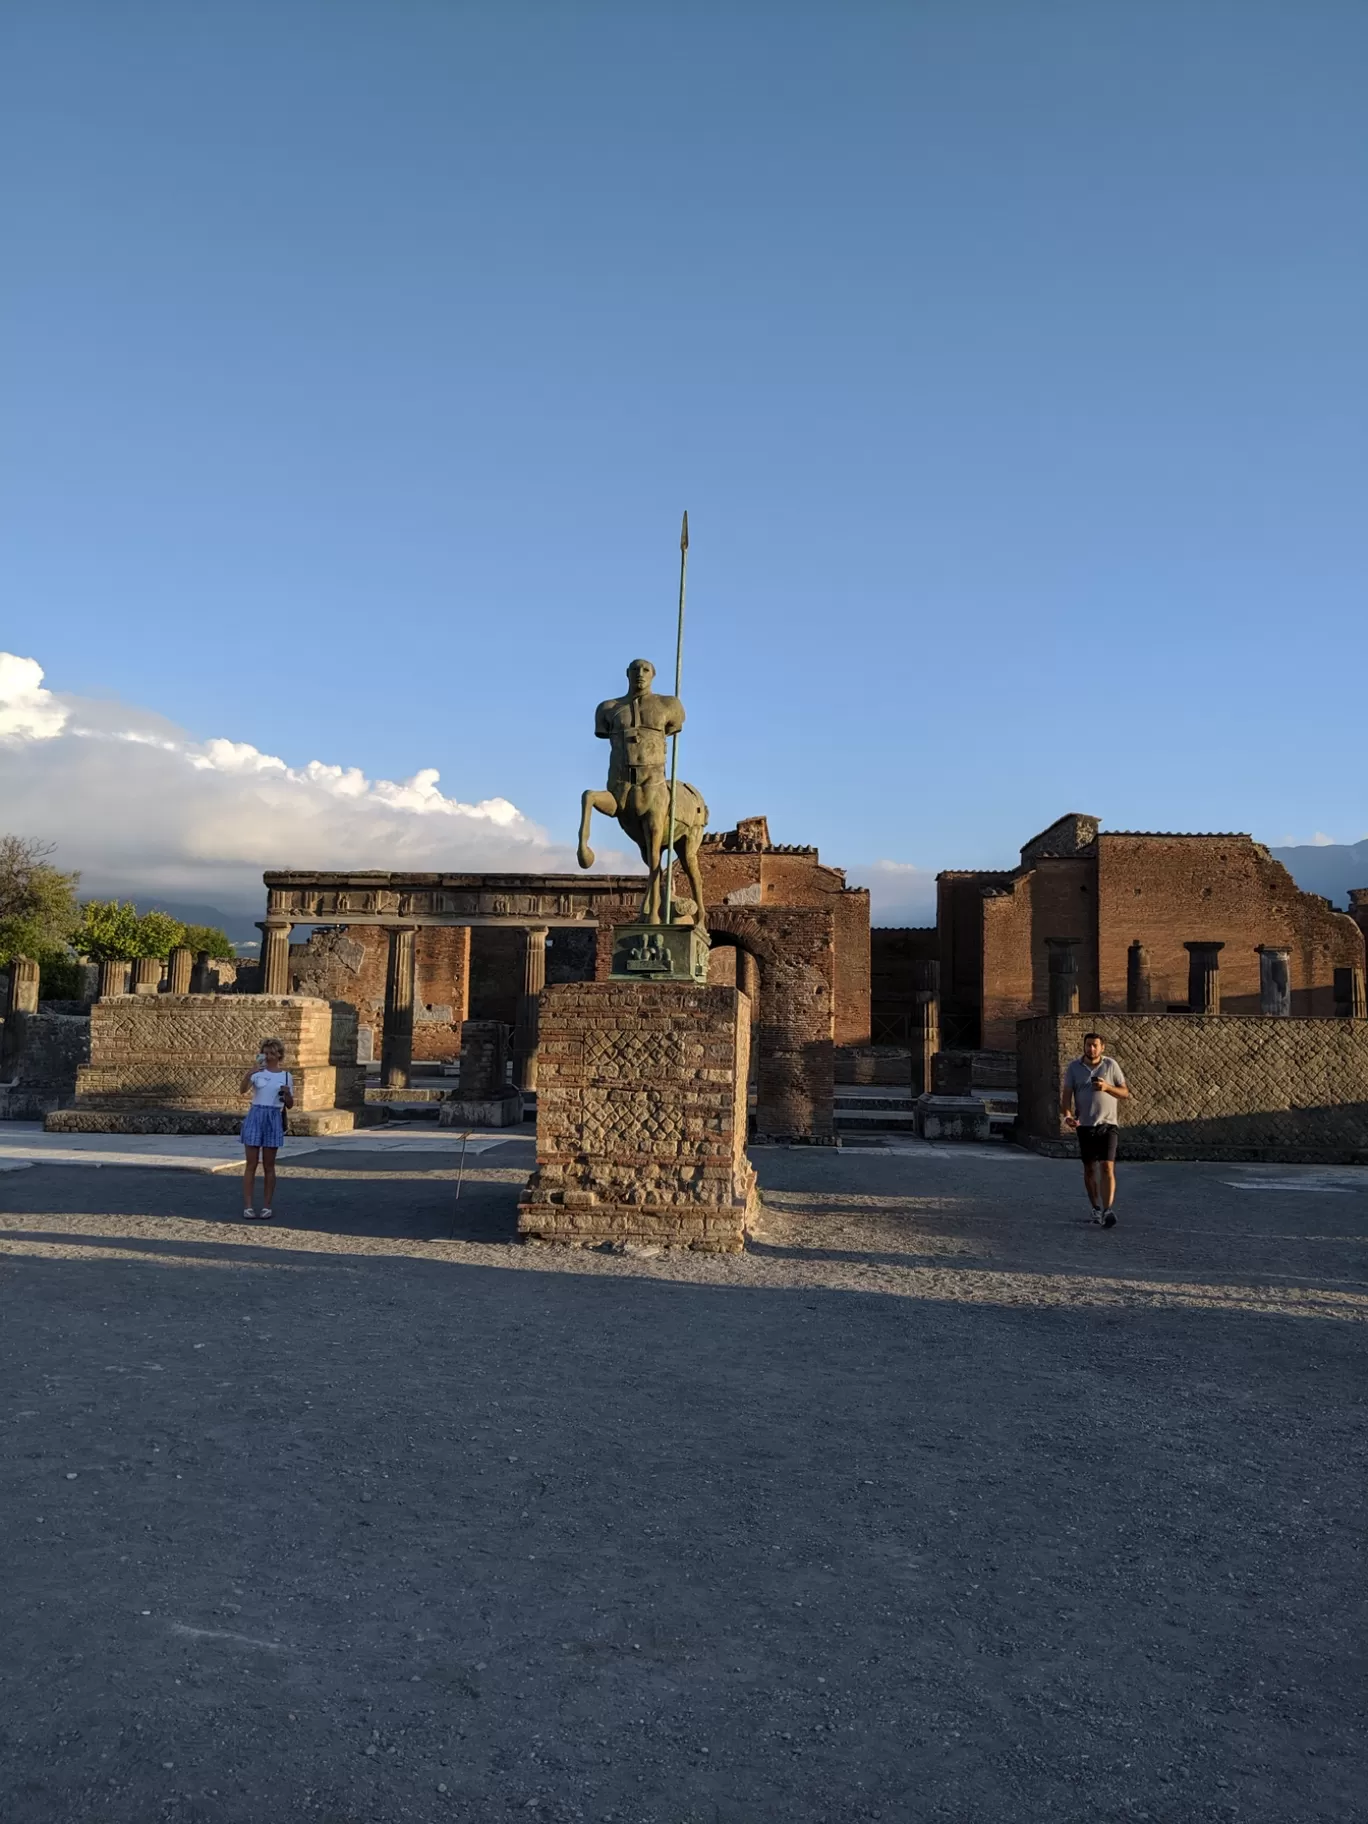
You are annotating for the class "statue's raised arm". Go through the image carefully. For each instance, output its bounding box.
[577,658,708,925]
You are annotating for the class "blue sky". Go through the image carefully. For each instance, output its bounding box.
[3,2,1366,916]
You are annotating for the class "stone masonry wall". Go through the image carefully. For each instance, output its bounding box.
[1017,1012,1368,1162]
[458,1021,510,1097]
[0,1012,90,1118]
[69,996,364,1114]
[290,926,471,1062]
[518,982,757,1251]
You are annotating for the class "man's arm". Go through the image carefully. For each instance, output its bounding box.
[661,695,685,738]
[593,699,616,740]
[1060,1067,1077,1129]
[1102,1063,1130,1100]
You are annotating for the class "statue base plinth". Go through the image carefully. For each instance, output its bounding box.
[519,982,757,1253]
[609,921,710,985]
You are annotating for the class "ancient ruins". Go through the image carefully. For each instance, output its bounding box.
[4,768,1367,1166]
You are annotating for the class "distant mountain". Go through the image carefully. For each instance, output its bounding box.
[128,899,263,952]
[1270,840,1368,909]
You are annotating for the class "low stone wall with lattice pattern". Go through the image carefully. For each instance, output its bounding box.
[51,995,364,1118]
[1018,1013,1368,1162]
[519,981,757,1250]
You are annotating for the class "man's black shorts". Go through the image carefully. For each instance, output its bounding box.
[1077,1124,1119,1164]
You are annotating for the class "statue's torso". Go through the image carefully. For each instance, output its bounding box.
[598,691,681,785]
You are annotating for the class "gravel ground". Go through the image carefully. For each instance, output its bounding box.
[1,1138,1364,1823]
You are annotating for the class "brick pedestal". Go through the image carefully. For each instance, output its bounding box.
[518,982,758,1252]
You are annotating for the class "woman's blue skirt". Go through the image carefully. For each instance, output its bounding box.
[241,1103,285,1149]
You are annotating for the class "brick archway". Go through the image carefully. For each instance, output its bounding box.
[706,906,835,1142]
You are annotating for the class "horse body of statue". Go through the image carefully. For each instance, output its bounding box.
[577,658,708,925]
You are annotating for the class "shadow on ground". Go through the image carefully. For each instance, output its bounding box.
[0,1145,1365,1822]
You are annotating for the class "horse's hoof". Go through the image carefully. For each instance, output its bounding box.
[577,846,594,870]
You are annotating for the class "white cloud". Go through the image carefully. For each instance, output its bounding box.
[849,859,938,927]
[0,652,630,913]
[0,653,68,740]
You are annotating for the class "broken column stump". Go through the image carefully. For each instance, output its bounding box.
[518,980,758,1253]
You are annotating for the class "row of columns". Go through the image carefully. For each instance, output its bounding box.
[93,946,215,999]
[1044,938,1366,1019]
[256,916,553,1092]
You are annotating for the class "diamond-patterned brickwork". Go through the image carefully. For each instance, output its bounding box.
[1018,1013,1368,1161]
[519,982,757,1251]
[60,995,363,1116]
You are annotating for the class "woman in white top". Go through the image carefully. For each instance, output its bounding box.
[238,1037,294,1221]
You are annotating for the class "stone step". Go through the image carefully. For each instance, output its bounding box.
[835,1111,918,1132]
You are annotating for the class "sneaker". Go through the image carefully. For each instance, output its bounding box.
[260,1207,273,1222]
[243,1209,256,1221]
[1101,1209,1117,1229]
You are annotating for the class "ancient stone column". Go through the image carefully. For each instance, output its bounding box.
[1046,939,1080,1015]
[1257,946,1292,1018]
[97,958,129,998]
[131,956,161,994]
[1334,966,1366,1020]
[911,958,940,1096]
[381,925,418,1089]
[1126,941,1150,1013]
[190,951,214,993]
[1184,941,1224,1015]
[513,925,550,1092]
[258,916,293,997]
[166,945,193,996]
[7,955,40,1016]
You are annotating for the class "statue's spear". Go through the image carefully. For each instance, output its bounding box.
[662,509,688,926]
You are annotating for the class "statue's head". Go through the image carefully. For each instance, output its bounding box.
[626,658,655,693]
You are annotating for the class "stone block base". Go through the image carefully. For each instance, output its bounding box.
[439,1092,524,1128]
[45,1106,355,1136]
[518,981,757,1252]
[915,1093,992,1141]
[48,995,362,1138]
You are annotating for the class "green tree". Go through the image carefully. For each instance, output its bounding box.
[178,922,236,959]
[0,836,81,965]
[37,946,86,1000]
[132,909,187,959]
[72,899,152,961]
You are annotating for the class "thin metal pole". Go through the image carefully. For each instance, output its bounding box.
[662,510,688,926]
[447,1128,471,1239]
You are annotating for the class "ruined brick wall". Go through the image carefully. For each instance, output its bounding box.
[0,1012,90,1118]
[960,831,1365,1054]
[706,905,835,1142]
[1018,1011,1368,1162]
[1095,836,1364,1018]
[69,996,364,1114]
[981,856,1096,1051]
[291,926,471,1061]
[831,889,871,1047]
[700,838,870,1049]
[518,982,757,1250]
[938,873,1011,1049]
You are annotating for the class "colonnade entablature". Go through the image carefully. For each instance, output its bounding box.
[263,870,645,928]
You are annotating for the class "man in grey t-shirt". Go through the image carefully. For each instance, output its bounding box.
[1060,1032,1130,1227]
